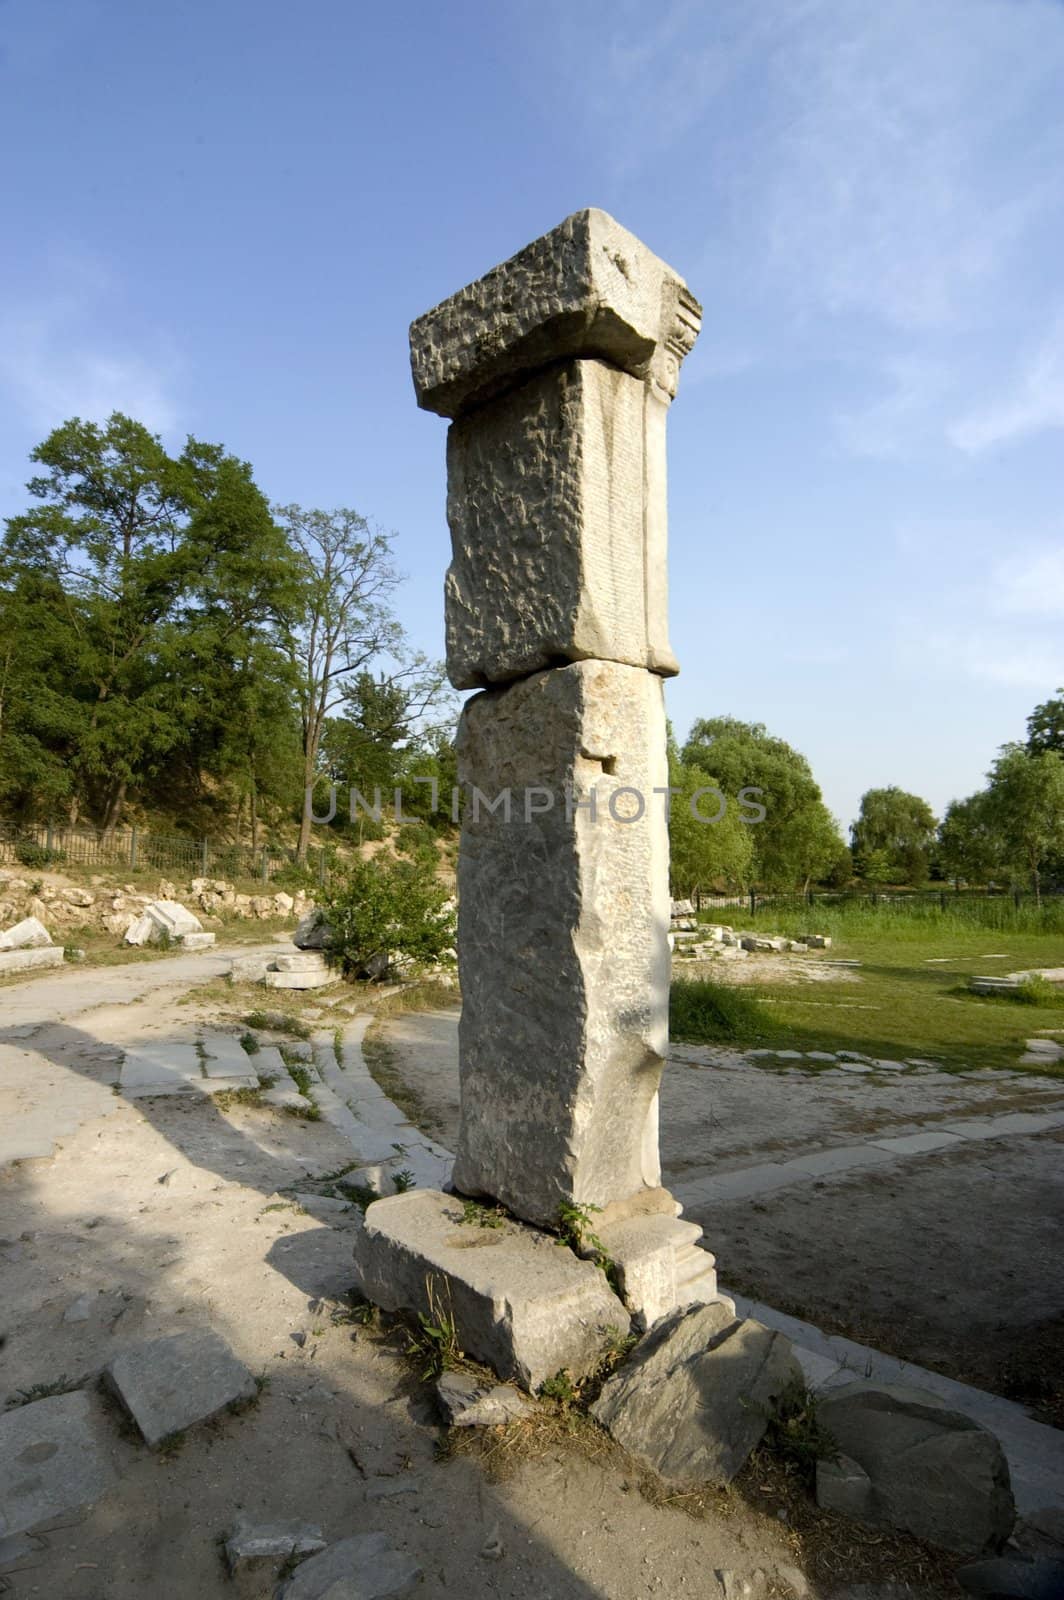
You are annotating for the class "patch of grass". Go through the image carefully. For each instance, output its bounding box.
[339,1179,381,1211]
[370,978,462,1018]
[678,918,1064,1075]
[239,1030,260,1054]
[244,1009,312,1040]
[670,979,778,1046]
[6,1374,79,1409]
[286,1062,315,1096]
[458,1197,507,1229]
[405,1278,462,1380]
[212,1086,265,1111]
[361,1023,442,1136]
[1015,975,1064,1007]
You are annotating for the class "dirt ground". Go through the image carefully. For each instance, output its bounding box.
[371,1007,1064,1427]
[1,957,904,1600]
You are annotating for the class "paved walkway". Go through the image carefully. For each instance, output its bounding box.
[3,961,1062,1537]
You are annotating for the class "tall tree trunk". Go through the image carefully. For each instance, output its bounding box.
[296,752,315,863]
[101,780,127,840]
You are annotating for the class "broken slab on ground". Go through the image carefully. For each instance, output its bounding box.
[591,1300,801,1486]
[0,1390,116,1537]
[353,1189,630,1392]
[105,1327,258,1449]
[278,1532,422,1599]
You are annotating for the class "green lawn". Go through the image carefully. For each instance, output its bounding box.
[672,907,1064,1075]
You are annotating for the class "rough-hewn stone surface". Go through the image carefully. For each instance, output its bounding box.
[352,1190,631,1392]
[0,945,64,975]
[106,1328,258,1448]
[815,1381,1015,1556]
[591,1303,802,1486]
[224,1518,326,1571]
[436,1371,534,1427]
[410,208,701,420]
[279,1532,422,1599]
[0,1391,116,1537]
[451,659,670,1227]
[0,916,52,950]
[445,358,677,686]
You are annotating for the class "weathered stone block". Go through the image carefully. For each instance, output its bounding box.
[445,358,676,686]
[815,1381,1015,1556]
[106,1328,258,1448]
[452,659,670,1227]
[410,208,700,420]
[0,945,64,975]
[0,916,52,950]
[352,1190,631,1392]
[591,1213,723,1330]
[0,1391,115,1536]
[591,1303,802,1486]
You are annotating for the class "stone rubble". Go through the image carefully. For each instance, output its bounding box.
[815,1381,1016,1556]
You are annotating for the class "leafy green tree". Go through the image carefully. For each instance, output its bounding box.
[937,792,1002,886]
[1027,688,1064,756]
[274,506,407,862]
[2,414,295,832]
[667,748,754,898]
[320,853,454,977]
[682,716,843,889]
[984,744,1064,903]
[851,786,937,886]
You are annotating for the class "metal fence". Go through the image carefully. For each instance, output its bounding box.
[695,886,1064,916]
[0,819,329,885]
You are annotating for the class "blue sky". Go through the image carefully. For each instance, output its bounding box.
[2,0,1062,830]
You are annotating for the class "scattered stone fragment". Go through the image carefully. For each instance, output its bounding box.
[278,1532,422,1599]
[224,1518,326,1572]
[436,1371,534,1427]
[0,1390,116,1537]
[0,916,52,950]
[591,1301,801,1485]
[480,1527,505,1561]
[294,910,332,950]
[815,1381,1015,1556]
[63,1293,93,1323]
[105,1328,258,1449]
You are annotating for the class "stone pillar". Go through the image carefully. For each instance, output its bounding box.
[353,212,725,1370]
[410,210,701,1229]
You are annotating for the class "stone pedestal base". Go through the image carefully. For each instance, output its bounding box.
[593,1212,731,1331]
[353,1189,631,1392]
[352,1188,732,1390]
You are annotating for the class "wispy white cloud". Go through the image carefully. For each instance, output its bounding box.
[0,256,182,437]
[835,356,951,458]
[949,312,1064,453]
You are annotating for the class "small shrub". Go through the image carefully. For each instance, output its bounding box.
[240,1031,260,1055]
[540,1369,578,1406]
[392,1168,416,1193]
[321,854,454,978]
[760,1378,838,1486]
[14,842,64,869]
[1014,976,1064,1008]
